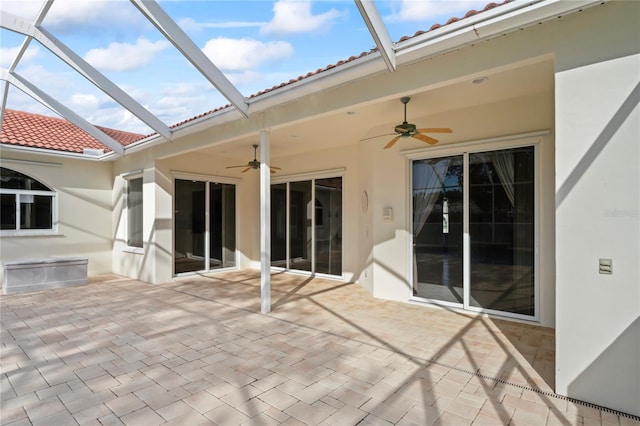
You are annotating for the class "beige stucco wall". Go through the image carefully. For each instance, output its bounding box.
[0,153,113,280]
[553,1,640,416]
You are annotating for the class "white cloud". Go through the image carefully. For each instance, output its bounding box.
[71,93,100,108]
[178,17,266,33]
[20,65,76,92]
[43,0,145,32]
[261,0,343,36]
[84,38,170,72]
[391,0,490,22]
[0,1,43,20]
[0,46,40,68]
[202,38,293,71]
[2,0,146,35]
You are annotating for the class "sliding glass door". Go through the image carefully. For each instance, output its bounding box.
[174,179,236,275]
[468,147,535,316]
[289,181,313,272]
[412,146,536,319]
[412,156,464,303]
[315,178,343,276]
[271,176,343,277]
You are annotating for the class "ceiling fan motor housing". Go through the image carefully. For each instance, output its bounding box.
[395,122,417,135]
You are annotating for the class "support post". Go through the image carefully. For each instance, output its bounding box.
[260,130,271,313]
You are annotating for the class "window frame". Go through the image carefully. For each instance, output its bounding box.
[0,169,58,237]
[270,168,345,278]
[124,173,144,252]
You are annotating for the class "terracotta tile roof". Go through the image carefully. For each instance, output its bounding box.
[0,109,145,154]
[1,0,511,153]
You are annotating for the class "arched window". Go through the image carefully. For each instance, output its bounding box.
[1,167,57,234]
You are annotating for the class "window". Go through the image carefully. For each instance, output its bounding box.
[1,167,56,235]
[126,176,143,248]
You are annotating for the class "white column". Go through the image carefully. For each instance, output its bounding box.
[260,130,271,313]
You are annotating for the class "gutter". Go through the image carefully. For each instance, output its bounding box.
[0,143,111,161]
[396,0,607,62]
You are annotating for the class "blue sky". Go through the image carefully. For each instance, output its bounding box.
[1,0,490,133]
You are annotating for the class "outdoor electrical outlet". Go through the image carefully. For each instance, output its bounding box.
[599,258,613,275]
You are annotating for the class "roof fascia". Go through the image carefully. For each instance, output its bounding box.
[1,71,125,156]
[0,143,112,161]
[0,10,173,142]
[395,0,607,63]
[354,0,396,72]
[130,0,249,118]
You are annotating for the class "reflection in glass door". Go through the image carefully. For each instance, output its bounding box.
[412,146,536,319]
[289,181,312,272]
[315,178,342,275]
[174,179,236,275]
[412,156,464,303]
[469,147,535,316]
[209,183,236,270]
[271,176,343,277]
[175,180,206,274]
[271,184,287,268]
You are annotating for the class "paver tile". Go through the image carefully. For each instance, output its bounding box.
[259,387,299,411]
[1,272,635,426]
[121,406,166,425]
[285,400,337,425]
[105,393,146,417]
[204,402,250,424]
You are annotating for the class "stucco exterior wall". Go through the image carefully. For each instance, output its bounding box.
[554,1,640,416]
[1,154,113,281]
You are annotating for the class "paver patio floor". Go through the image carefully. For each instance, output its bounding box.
[1,271,638,425]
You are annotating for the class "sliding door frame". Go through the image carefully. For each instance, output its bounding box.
[404,132,545,322]
[271,168,345,279]
[171,171,240,277]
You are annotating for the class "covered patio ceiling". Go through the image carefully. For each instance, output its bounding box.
[0,1,571,161]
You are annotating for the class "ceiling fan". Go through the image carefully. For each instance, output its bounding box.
[226,144,281,174]
[362,96,452,149]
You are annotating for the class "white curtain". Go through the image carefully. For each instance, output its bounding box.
[413,159,450,291]
[490,151,515,206]
[413,160,450,236]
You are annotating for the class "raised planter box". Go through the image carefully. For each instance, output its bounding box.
[2,257,88,294]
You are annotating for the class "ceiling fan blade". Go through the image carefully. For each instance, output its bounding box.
[227,164,249,169]
[361,132,396,142]
[384,135,402,149]
[241,167,252,173]
[416,127,452,133]
[270,166,282,171]
[412,133,439,145]
[270,169,277,174]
